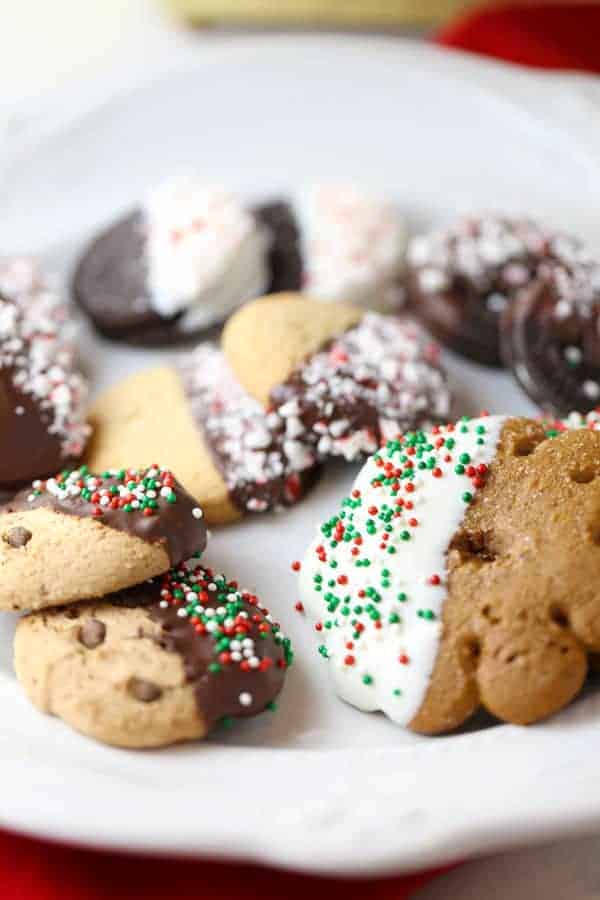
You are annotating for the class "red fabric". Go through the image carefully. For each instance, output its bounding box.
[0,828,453,900]
[5,6,598,898]
[436,3,600,73]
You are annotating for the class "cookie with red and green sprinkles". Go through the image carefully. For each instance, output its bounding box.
[0,465,207,611]
[297,414,600,733]
[15,558,292,748]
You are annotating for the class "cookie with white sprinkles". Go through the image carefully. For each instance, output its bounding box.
[0,257,90,489]
[297,414,600,732]
[223,293,451,462]
[0,465,207,611]
[15,560,291,748]
[86,349,320,525]
[407,215,591,366]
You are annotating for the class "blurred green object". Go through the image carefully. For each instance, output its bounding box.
[165,0,482,26]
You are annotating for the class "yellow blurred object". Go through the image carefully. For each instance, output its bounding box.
[165,0,482,27]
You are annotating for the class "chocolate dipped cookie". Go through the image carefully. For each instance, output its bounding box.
[0,258,89,491]
[297,414,600,733]
[15,560,291,748]
[501,259,600,415]
[407,215,590,366]
[86,349,319,525]
[222,293,451,462]
[0,466,206,611]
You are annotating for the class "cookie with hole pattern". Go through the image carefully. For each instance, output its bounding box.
[15,560,292,748]
[86,351,320,526]
[297,414,600,733]
[0,465,206,611]
[406,215,591,366]
[222,293,450,462]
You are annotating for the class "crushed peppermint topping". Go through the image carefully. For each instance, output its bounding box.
[0,257,89,459]
[271,313,451,462]
[178,345,317,512]
[298,184,406,311]
[408,215,591,300]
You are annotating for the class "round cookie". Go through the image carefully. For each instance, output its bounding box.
[222,293,451,462]
[72,176,300,346]
[15,560,292,748]
[501,260,600,415]
[406,215,589,366]
[0,466,206,611]
[86,352,319,526]
[297,414,600,733]
[0,257,90,487]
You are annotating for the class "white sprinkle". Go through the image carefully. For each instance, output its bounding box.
[238,692,253,707]
[192,507,203,519]
[584,380,600,399]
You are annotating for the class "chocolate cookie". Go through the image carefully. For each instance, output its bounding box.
[297,415,600,733]
[0,257,90,487]
[15,560,292,748]
[0,465,206,610]
[406,215,589,366]
[72,176,300,346]
[501,260,600,415]
[222,293,451,462]
[86,351,319,525]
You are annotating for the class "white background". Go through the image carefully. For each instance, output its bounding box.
[4,4,600,897]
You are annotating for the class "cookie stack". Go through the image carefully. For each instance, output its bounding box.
[3,466,291,747]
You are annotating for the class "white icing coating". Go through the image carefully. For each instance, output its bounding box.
[297,185,406,311]
[298,415,507,726]
[143,176,270,329]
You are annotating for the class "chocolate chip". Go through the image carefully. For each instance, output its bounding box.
[4,526,32,548]
[128,677,162,703]
[78,619,106,649]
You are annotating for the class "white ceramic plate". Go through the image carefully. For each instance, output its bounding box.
[2,36,600,876]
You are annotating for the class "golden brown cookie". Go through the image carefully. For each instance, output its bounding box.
[298,414,600,733]
[15,562,292,748]
[0,465,206,611]
[86,351,319,526]
[222,293,450,462]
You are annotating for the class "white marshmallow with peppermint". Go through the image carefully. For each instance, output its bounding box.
[144,176,270,330]
[297,184,407,311]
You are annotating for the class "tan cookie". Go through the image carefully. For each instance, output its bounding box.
[298,415,600,733]
[86,349,319,526]
[222,293,450,462]
[15,562,292,748]
[0,465,206,611]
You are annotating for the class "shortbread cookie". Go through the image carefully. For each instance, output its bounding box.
[297,415,600,733]
[0,257,89,487]
[0,466,206,611]
[222,293,450,462]
[407,215,590,366]
[72,177,298,346]
[86,351,319,525]
[15,560,292,748]
[296,184,406,311]
[501,260,600,415]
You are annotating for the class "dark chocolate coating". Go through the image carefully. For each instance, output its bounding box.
[72,203,301,347]
[0,368,72,488]
[501,277,600,416]
[406,268,505,366]
[110,573,287,729]
[6,472,207,565]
